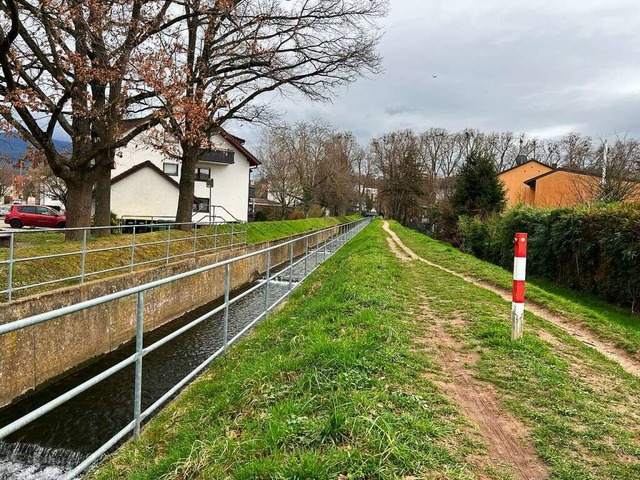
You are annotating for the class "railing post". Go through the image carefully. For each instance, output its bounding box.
[304,237,308,277]
[231,223,235,245]
[133,291,144,440]
[315,232,319,269]
[289,242,294,290]
[264,250,271,318]
[80,228,87,284]
[165,225,171,265]
[7,233,14,301]
[193,224,197,255]
[214,223,218,250]
[223,263,230,352]
[130,226,136,273]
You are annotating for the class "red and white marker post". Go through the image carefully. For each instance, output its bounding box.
[511,233,528,341]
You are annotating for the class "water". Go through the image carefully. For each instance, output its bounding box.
[0,246,336,479]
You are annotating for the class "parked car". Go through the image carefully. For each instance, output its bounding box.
[0,204,10,216]
[4,205,67,229]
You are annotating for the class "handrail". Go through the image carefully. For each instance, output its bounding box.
[0,217,371,479]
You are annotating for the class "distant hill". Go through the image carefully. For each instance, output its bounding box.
[0,134,72,165]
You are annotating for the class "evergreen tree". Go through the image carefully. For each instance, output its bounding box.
[452,151,506,218]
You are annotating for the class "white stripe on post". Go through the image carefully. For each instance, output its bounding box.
[511,233,528,341]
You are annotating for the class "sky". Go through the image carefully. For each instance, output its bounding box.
[232,0,640,149]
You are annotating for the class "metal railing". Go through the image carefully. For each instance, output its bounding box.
[0,218,248,301]
[0,218,371,479]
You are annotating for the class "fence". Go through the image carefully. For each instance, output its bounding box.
[0,218,371,479]
[0,218,248,301]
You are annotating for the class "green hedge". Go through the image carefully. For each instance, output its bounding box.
[457,204,640,312]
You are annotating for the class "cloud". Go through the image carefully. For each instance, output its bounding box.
[234,0,640,149]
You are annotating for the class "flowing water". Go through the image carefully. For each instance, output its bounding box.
[0,244,335,479]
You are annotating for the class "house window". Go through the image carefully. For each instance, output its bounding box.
[163,163,178,176]
[195,168,211,181]
[193,197,210,213]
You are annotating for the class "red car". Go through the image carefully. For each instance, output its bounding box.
[4,205,67,229]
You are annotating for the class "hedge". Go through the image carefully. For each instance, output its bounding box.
[457,204,640,313]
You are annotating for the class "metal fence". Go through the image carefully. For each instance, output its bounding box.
[0,218,371,479]
[0,217,248,301]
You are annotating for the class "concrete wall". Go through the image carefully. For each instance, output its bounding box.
[0,228,337,408]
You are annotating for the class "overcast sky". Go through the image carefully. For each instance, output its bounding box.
[234,0,640,148]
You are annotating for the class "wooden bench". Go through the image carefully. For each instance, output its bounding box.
[0,233,12,248]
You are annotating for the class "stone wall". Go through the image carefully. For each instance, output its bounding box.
[0,227,337,408]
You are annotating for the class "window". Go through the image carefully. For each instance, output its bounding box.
[195,168,210,181]
[193,197,210,213]
[19,206,37,214]
[37,206,55,216]
[163,163,178,176]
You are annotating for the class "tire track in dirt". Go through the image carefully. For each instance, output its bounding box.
[382,221,640,379]
[419,306,549,480]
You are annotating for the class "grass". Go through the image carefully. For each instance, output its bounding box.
[389,222,640,354]
[390,222,640,479]
[87,220,479,479]
[0,216,360,300]
[88,220,640,479]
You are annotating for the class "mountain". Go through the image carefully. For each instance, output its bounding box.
[0,134,72,164]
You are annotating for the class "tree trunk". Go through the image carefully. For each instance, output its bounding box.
[64,179,94,241]
[176,146,197,230]
[93,161,112,236]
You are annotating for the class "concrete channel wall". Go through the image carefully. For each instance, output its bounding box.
[0,228,337,408]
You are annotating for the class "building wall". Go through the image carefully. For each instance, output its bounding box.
[498,162,553,207]
[114,133,251,222]
[532,171,594,207]
[111,168,179,218]
[532,171,640,208]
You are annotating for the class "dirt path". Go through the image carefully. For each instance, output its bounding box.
[382,221,640,378]
[419,306,549,480]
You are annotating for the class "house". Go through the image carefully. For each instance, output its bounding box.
[111,129,261,223]
[499,160,640,208]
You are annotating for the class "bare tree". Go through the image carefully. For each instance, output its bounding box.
[0,0,176,237]
[486,131,518,172]
[319,132,360,215]
[573,136,640,203]
[259,126,300,219]
[371,130,424,223]
[142,0,387,225]
[0,164,12,198]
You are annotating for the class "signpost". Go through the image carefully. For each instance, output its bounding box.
[206,178,214,224]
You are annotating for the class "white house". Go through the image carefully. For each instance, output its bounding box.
[111,129,261,223]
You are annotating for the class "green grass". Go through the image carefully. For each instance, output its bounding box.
[389,222,640,354]
[246,215,360,244]
[0,216,360,300]
[88,220,640,479]
[88,220,479,479]
[391,222,640,479]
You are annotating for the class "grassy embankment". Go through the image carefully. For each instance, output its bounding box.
[0,216,359,299]
[91,220,640,479]
[89,219,479,479]
[390,223,640,355]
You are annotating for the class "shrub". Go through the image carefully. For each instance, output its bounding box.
[457,203,640,313]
